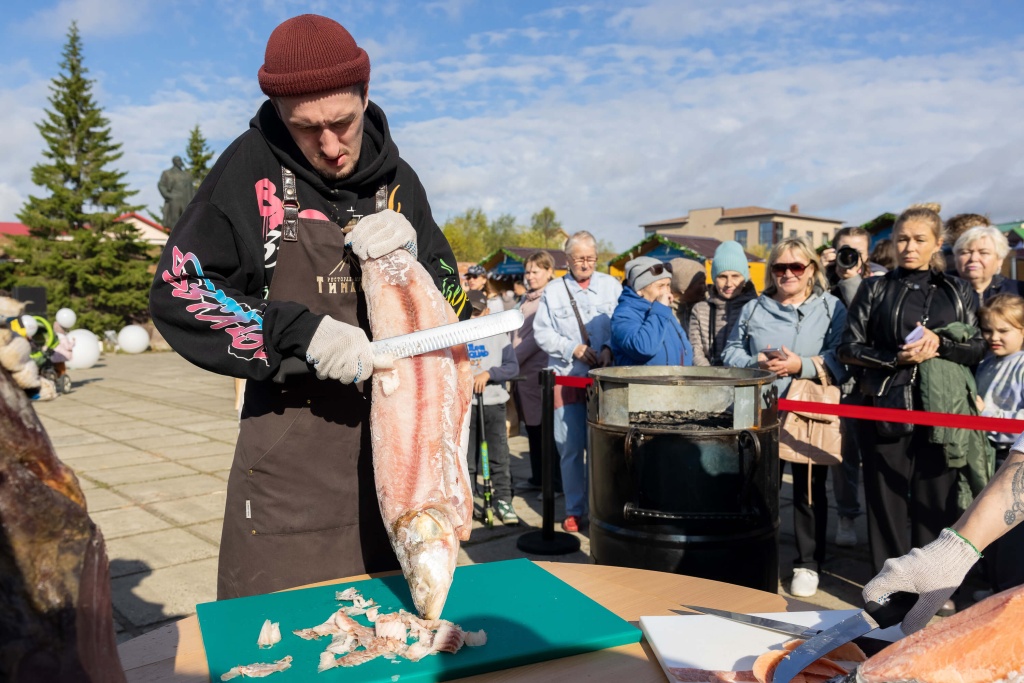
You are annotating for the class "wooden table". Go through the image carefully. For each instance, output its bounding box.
[119,562,808,682]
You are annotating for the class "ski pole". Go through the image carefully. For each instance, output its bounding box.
[475,392,494,528]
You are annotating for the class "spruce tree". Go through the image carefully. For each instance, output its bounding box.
[2,22,152,333]
[184,124,215,189]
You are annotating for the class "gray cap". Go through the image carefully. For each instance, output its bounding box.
[625,256,671,292]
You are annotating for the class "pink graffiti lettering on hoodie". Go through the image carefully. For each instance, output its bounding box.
[256,178,330,270]
[161,246,268,363]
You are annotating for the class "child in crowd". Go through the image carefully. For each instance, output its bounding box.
[974,293,1024,598]
[464,289,521,525]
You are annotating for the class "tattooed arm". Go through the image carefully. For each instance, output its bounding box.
[955,447,1024,551]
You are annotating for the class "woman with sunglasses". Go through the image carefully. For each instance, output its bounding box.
[839,206,986,616]
[611,256,693,367]
[723,237,848,598]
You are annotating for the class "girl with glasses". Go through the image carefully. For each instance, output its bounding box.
[839,206,987,617]
[723,237,848,598]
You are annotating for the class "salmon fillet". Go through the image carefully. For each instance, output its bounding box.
[360,249,474,620]
[857,585,1024,683]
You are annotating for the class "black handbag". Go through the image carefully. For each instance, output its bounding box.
[874,380,914,438]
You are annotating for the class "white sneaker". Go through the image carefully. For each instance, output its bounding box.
[790,568,819,597]
[835,517,857,547]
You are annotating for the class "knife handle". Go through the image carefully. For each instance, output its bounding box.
[865,591,918,629]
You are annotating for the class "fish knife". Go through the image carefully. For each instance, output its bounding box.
[773,591,917,683]
[680,605,821,639]
[272,309,524,383]
[369,309,524,360]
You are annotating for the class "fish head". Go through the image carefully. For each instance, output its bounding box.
[393,506,459,620]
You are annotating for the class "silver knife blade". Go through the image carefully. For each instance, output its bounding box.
[773,611,876,683]
[680,605,819,639]
[369,309,524,360]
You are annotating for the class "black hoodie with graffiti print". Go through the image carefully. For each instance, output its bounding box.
[150,100,467,381]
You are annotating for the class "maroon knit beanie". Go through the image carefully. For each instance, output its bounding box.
[258,14,370,97]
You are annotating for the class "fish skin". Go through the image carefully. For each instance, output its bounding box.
[0,357,126,682]
[360,249,474,620]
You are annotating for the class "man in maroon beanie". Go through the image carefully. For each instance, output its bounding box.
[149,14,469,600]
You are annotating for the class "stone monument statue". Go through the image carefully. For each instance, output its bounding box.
[158,156,196,230]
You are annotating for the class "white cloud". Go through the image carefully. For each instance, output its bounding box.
[424,0,475,21]
[609,0,898,40]
[21,0,154,39]
[389,45,1024,249]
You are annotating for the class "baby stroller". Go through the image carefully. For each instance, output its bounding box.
[19,316,73,394]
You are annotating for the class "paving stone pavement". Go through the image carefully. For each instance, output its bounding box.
[32,351,982,644]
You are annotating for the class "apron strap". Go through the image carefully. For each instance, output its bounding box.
[281,165,299,242]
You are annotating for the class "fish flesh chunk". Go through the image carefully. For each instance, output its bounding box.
[0,328,126,682]
[220,655,292,680]
[852,584,1024,683]
[359,249,474,619]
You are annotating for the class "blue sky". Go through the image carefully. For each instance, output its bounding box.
[1,0,1023,249]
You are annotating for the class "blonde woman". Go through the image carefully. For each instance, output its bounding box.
[723,237,848,598]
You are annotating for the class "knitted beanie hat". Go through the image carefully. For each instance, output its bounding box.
[258,15,370,97]
[711,240,750,280]
[669,257,705,295]
[625,256,671,293]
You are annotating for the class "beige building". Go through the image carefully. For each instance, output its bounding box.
[640,204,843,250]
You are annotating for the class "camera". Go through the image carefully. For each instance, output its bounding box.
[835,245,861,270]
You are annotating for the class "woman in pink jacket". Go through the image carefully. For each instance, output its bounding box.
[513,251,562,492]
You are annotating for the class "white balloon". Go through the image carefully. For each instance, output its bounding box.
[66,329,101,369]
[19,315,38,338]
[56,308,77,329]
[117,325,150,354]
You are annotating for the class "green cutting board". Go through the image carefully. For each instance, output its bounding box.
[196,558,641,682]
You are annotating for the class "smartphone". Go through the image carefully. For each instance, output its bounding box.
[760,348,788,361]
[904,326,926,344]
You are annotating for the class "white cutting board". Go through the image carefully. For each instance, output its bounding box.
[640,611,904,678]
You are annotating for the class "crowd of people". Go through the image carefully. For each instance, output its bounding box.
[464,206,1024,621]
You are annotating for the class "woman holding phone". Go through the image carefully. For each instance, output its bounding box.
[839,206,985,616]
[723,237,847,598]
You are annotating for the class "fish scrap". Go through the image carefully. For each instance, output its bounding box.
[293,585,486,671]
[220,655,293,680]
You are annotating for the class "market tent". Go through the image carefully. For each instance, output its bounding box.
[478,247,569,281]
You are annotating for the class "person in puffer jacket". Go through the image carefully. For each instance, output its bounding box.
[689,241,757,366]
[611,256,693,367]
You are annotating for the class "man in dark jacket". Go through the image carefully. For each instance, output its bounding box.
[149,14,467,600]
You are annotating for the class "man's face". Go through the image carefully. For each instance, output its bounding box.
[276,86,369,181]
[568,242,598,282]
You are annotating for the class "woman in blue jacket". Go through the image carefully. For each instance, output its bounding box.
[611,256,693,366]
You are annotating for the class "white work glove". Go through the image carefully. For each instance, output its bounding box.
[305,317,390,383]
[862,528,980,634]
[345,209,417,261]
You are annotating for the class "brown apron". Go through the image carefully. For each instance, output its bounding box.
[217,168,398,600]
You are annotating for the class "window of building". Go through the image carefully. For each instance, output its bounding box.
[758,221,783,247]
[822,232,829,245]
[734,230,748,248]
[806,231,814,243]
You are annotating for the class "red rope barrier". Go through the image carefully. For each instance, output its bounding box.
[553,375,594,388]
[779,398,1024,434]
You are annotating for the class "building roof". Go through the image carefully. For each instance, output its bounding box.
[660,234,763,262]
[640,205,844,229]
[0,222,30,236]
[479,247,569,276]
[116,212,168,233]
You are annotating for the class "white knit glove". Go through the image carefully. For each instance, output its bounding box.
[345,209,417,261]
[862,528,980,634]
[305,317,389,383]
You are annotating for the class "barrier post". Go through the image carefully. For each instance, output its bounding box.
[516,369,581,555]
